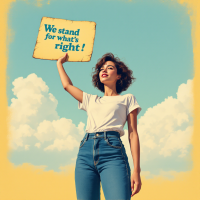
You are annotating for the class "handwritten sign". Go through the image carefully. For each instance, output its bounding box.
[33,17,96,62]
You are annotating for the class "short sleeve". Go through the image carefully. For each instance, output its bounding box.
[126,94,142,116]
[78,91,92,112]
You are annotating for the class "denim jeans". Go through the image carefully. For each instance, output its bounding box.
[75,131,132,200]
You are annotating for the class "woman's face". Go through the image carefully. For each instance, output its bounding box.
[99,61,121,85]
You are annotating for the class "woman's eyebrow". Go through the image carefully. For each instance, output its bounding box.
[101,65,115,68]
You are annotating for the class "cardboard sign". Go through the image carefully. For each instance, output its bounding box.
[33,17,96,62]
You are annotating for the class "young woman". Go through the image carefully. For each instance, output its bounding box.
[57,52,142,200]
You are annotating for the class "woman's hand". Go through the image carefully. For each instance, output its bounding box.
[57,53,69,64]
[131,170,142,197]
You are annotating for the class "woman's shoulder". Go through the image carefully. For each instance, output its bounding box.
[83,91,96,96]
[86,93,136,99]
[124,93,135,98]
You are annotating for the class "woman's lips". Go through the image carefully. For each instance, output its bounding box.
[102,74,108,77]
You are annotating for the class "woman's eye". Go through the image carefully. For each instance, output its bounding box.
[100,68,112,71]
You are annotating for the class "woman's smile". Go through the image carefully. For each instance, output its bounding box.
[102,74,108,77]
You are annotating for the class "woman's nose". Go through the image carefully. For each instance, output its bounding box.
[102,68,107,73]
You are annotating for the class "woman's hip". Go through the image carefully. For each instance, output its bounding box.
[76,131,130,172]
[75,131,131,199]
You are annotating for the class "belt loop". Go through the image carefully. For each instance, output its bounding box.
[85,132,89,141]
[104,131,107,140]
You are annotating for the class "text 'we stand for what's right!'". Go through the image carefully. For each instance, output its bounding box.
[33,16,96,62]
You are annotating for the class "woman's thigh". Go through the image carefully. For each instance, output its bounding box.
[75,165,101,200]
[75,138,101,200]
[99,137,132,200]
[100,159,131,200]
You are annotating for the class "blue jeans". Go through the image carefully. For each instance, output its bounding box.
[75,131,132,200]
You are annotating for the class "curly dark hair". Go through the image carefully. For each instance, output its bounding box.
[91,53,136,94]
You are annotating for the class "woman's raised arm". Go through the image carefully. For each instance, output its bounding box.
[57,53,83,103]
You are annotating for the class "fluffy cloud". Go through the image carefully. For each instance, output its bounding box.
[8,73,85,151]
[122,79,193,164]
[9,74,60,128]
[8,73,193,164]
[8,124,35,150]
[44,135,80,151]
[35,143,41,148]
[35,118,78,143]
[25,145,30,150]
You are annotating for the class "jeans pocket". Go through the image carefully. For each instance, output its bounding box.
[105,136,122,149]
[79,139,86,148]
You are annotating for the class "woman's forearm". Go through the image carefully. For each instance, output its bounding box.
[57,61,73,89]
[129,132,141,172]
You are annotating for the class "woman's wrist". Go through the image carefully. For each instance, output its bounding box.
[133,168,141,173]
[57,60,63,66]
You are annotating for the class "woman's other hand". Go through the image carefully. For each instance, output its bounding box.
[57,53,69,64]
[131,170,142,197]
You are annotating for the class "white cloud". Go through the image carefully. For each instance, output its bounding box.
[77,122,86,136]
[8,73,193,163]
[8,73,85,151]
[25,145,30,150]
[122,79,193,164]
[35,143,41,148]
[140,170,181,180]
[8,124,35,150]
[159,126,193,157]
[176,79,193,111]
[34,120,57,143]
[71,157,77,161]
[34,118,83,149]
[44,135,79,151]
[9,73,59,127]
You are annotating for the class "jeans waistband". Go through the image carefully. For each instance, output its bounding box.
[84,131,120,141]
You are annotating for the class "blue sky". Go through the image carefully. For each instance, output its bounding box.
[7,0,194,177]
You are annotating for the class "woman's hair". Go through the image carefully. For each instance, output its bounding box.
[91,53,136,94]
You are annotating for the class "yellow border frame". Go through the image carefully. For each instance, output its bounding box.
[0,0,199,199]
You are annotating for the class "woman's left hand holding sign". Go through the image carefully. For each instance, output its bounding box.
[57,53,69,64]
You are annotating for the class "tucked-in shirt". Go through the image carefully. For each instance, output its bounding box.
[78,92,142,137]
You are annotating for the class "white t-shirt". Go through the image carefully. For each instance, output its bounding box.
[78,92,142,137]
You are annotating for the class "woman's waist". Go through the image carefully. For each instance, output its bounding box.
[86,131,120,139]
